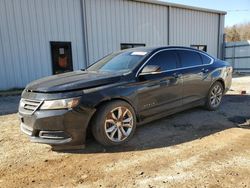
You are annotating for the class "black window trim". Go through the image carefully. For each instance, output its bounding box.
[121,43,146,50]
[198,52,212,65]
[136,48,214,77]
[190,44,207,52]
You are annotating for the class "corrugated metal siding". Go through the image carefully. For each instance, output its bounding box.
[169,7,219,57]
[225,41,250,72]
[84,0,221,63]
[0,0,85,90]
[0,0,224,90]
[84,0,169,64]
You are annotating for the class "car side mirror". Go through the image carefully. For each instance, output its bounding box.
[139,65,161,76]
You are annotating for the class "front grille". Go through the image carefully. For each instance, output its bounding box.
[20,99,43,115]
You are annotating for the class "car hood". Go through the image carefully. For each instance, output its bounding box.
[26,71,124,93]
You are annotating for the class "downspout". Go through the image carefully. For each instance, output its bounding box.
[217,14,222,59]
[168,6,171,45]
[80,0,89,67]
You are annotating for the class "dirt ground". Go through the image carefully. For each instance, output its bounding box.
[0,75,250,188]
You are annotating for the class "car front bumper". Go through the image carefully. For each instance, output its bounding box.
[19,107,95,147]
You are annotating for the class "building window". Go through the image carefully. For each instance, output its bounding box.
[50,41,73,75]
[121,43,146,50]
[190,45,207,52]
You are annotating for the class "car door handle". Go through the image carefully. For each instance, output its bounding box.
[173,73,182,78]
[201,68,209,73]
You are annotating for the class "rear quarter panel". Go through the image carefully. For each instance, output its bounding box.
[209,59,232,93]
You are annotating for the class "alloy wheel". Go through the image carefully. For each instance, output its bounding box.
[210,84,223,108]
[104,106,134,142]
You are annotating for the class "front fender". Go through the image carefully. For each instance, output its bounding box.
[81,82,138,112]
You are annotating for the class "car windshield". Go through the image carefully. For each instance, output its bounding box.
[87,51,148,73]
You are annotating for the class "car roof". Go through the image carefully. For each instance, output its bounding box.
[119,46,215,61]
[124,46,204,53]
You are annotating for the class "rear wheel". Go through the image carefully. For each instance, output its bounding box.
[91,101,136,146]
[205,81,224,111]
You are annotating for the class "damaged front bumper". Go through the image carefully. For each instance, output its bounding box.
[19,105,95,148]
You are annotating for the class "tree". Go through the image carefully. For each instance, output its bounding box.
[225,22,250,42]
[225,25,241,42]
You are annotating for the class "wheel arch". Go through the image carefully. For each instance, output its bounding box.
[94,97,136,111]
[86,97,139,139]
[212,78,225,91]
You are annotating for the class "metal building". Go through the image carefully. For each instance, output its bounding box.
[0,0,226,90]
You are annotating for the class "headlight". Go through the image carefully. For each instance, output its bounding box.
[40,97,81,110]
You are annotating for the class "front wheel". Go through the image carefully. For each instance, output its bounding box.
[91,101,136,146]
[205,81,224,111]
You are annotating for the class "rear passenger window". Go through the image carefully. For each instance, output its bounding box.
[146,50,177,71]
[178,50,202,67]
[200,53,212,65]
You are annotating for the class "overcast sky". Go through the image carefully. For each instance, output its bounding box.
[160,0,250,26]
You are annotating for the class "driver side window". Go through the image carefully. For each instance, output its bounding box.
[146,50,178,72]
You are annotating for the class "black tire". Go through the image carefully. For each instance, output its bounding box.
[205,81,224,111]
[91,100,136,146]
